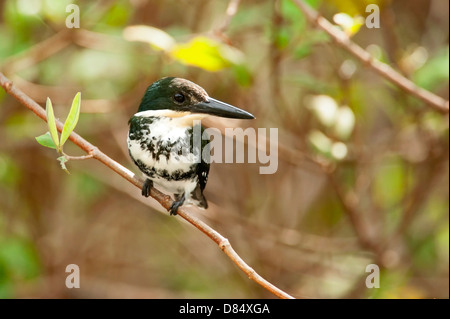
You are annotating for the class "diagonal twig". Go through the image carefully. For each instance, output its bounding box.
[1,30,72,75]
[293,0,449,114]
[216,0,242,34]
[0,72,294,299]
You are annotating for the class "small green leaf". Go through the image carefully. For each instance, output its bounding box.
[35,132,57,149]
[232,64,252,87]
[57,156,70,174]
[60,92,81,147]
[45,97,60,151]
[413,47,449,90]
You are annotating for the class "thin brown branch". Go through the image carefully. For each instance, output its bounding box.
[394,147,449,238]
[292,0,449,114]
[327,170,385,267]
[1,30,72,74]
[215,0,241,35]
[62,152,95,161]
[0,72,294,299]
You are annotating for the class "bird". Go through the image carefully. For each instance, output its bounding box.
[128,77,254,216]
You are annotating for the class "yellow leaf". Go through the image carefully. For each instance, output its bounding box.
[333,13,364,37]
[170,36,244,72]
[326,0,386,16]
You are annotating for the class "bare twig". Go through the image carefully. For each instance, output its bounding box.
[215,0,241,35]
[292,0,449,114]
[327,171,382,258]
[0,72,294,299]
[394,146,449,238]
[1,30,71,74]
[62,151,95,161]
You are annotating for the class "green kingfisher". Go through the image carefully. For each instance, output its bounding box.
[128,77,254,216]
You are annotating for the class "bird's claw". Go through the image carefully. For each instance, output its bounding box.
[169,194,185,216]
[142,179,153,197]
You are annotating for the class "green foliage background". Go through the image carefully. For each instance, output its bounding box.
[0,0,448,298]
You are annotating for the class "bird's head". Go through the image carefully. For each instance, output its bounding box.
[137,77,254,119]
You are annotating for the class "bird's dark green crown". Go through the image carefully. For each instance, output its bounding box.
[138,77,208,113]
[136,77,255,120]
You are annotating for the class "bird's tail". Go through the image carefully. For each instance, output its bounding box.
[190,185,208,209]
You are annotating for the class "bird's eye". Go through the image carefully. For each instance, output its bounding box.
[174,93,185,103]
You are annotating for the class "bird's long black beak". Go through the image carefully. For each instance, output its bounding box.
[191,98,254,119]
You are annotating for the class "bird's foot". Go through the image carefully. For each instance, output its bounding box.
[169,194,185,216]
[141,179,153,197]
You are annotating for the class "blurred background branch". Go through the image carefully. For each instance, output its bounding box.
[215,0,241,37]
[293,0,449,113]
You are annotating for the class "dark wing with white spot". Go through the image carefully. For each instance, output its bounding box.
[197,157,209,192]
[190,159,209,209]
[197,125,210,191]
[190,126,210,208]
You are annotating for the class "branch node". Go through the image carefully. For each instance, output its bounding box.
[219,238,231,251]
[4,80,12,92]
[246,267,257,279]
[88,146,100,157]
